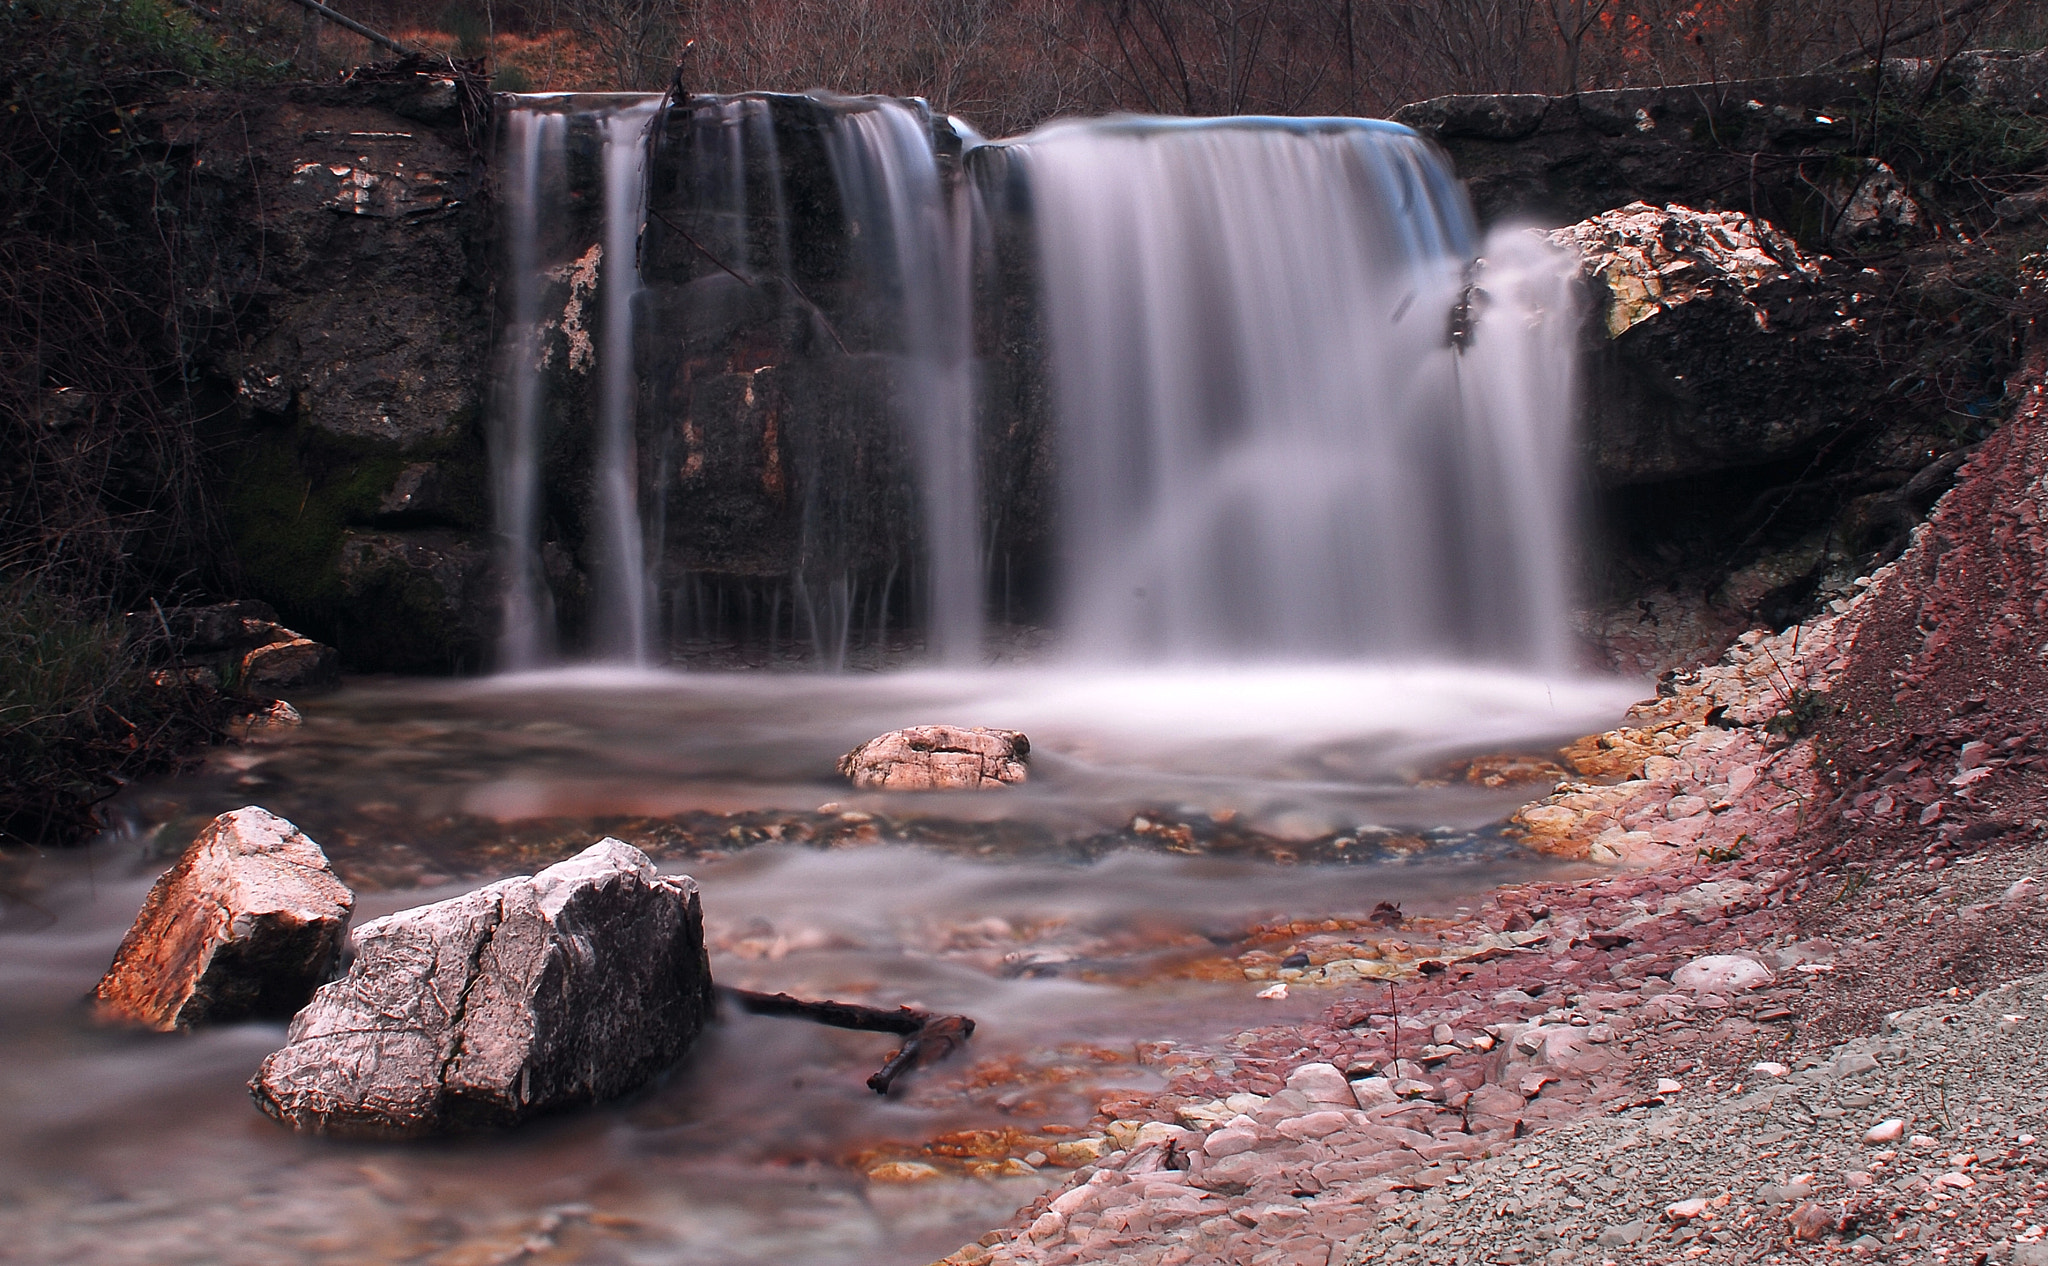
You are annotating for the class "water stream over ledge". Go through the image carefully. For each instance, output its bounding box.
[0,666,1635,1265]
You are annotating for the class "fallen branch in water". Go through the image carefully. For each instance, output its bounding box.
[720,986,977,1094]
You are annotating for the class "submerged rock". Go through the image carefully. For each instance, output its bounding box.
[250,839,714,1137]
[96,807,354,1031]
[838,725,1030,790]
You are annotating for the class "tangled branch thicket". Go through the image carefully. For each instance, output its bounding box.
[0,0,274,843]
[443,0,2048,136]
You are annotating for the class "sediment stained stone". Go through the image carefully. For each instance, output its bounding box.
[96,807,354,1031]
[250,839,714,1137]
[838,725,1030,790]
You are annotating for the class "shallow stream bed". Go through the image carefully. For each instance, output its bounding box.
[0,665,1635,1265]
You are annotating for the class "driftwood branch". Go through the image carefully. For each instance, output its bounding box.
[721,986,977,1094]
[277,0,417,57]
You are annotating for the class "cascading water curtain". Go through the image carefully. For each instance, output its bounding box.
[489,104,565,672]
[820,97,986,666]
[1006,117,1579,666]
[590,101,663,665]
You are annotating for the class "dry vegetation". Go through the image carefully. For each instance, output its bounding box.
[310,0,2048,137]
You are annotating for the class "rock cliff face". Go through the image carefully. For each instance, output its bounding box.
[145,63,497,672]
[1415,55,2047,673]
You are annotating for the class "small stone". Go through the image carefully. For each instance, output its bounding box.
[1863,1119,1905,1144]
[1047,1137,1109,1166]
[837,726,1029,790]
[240,637,341,695]
[1787,1201,1837,1241]
[243,700,303,732]
[1132,1122,1189,1150]
[1666,1197,1709,1220]
[1832,1052,1879,1077]
[1027,1211,1064,1242]
[1656,1078,1683,1095]
[1665,795,1709,818]
[1595,1220,1648,1247]
[869,1161,943,1182]
[2006,877,2041,903]
[1285,1062,1355,1105]
[1204,1127,1260,1158]
[1671,953,1772,992]
[1256,982,1289,1000]
[1911,1134,1940,1148]
[1934,1171,1974,1189]
[1752,1061,1790,1077]
[1349,1076,1398,1108]
[1275,1110,1350,1139]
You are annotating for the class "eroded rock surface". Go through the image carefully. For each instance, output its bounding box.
[838,726,1030,790]
[251,839,713,1137]
[96,807,353,1030]
[1550,201,1875,487]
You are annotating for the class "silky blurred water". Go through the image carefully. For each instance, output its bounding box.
[0,664,1632,1264]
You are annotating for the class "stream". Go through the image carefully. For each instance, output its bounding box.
[0,664,1637,1265]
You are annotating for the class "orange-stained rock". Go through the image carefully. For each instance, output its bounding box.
[836,726,1029,791]
[240,637,339,695]
[95,807,353,1030]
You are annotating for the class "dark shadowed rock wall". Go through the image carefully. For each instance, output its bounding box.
[144,65,498,673]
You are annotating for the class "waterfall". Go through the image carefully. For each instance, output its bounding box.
[1001,117,1578,665]
[489,106,563,671]
[590,101,662,663]
[486,98,1577,672]
[819,98,985,665]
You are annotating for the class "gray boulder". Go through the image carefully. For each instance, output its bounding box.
[250,839,713,1137]
[96,807,354,1030]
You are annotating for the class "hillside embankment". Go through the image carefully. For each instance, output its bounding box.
[941,340,2048,1265]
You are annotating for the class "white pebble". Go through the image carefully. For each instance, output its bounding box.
[1255,982,1288,1000]
[1656,1078,1684,1094]
[1752,1061,1790,1077]
[1863,1119,1905,1144]
[1672,954,1774,992]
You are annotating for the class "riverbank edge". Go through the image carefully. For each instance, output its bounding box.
[935,350,2048,1265]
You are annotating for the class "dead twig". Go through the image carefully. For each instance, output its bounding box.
[720,986,977,1094]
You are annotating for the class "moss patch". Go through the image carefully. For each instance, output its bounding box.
[222,428,407,642]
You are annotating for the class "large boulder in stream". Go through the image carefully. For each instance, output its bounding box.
[838,725,1030,790]
[250,839,714,1137]
[95,807,354,1030]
